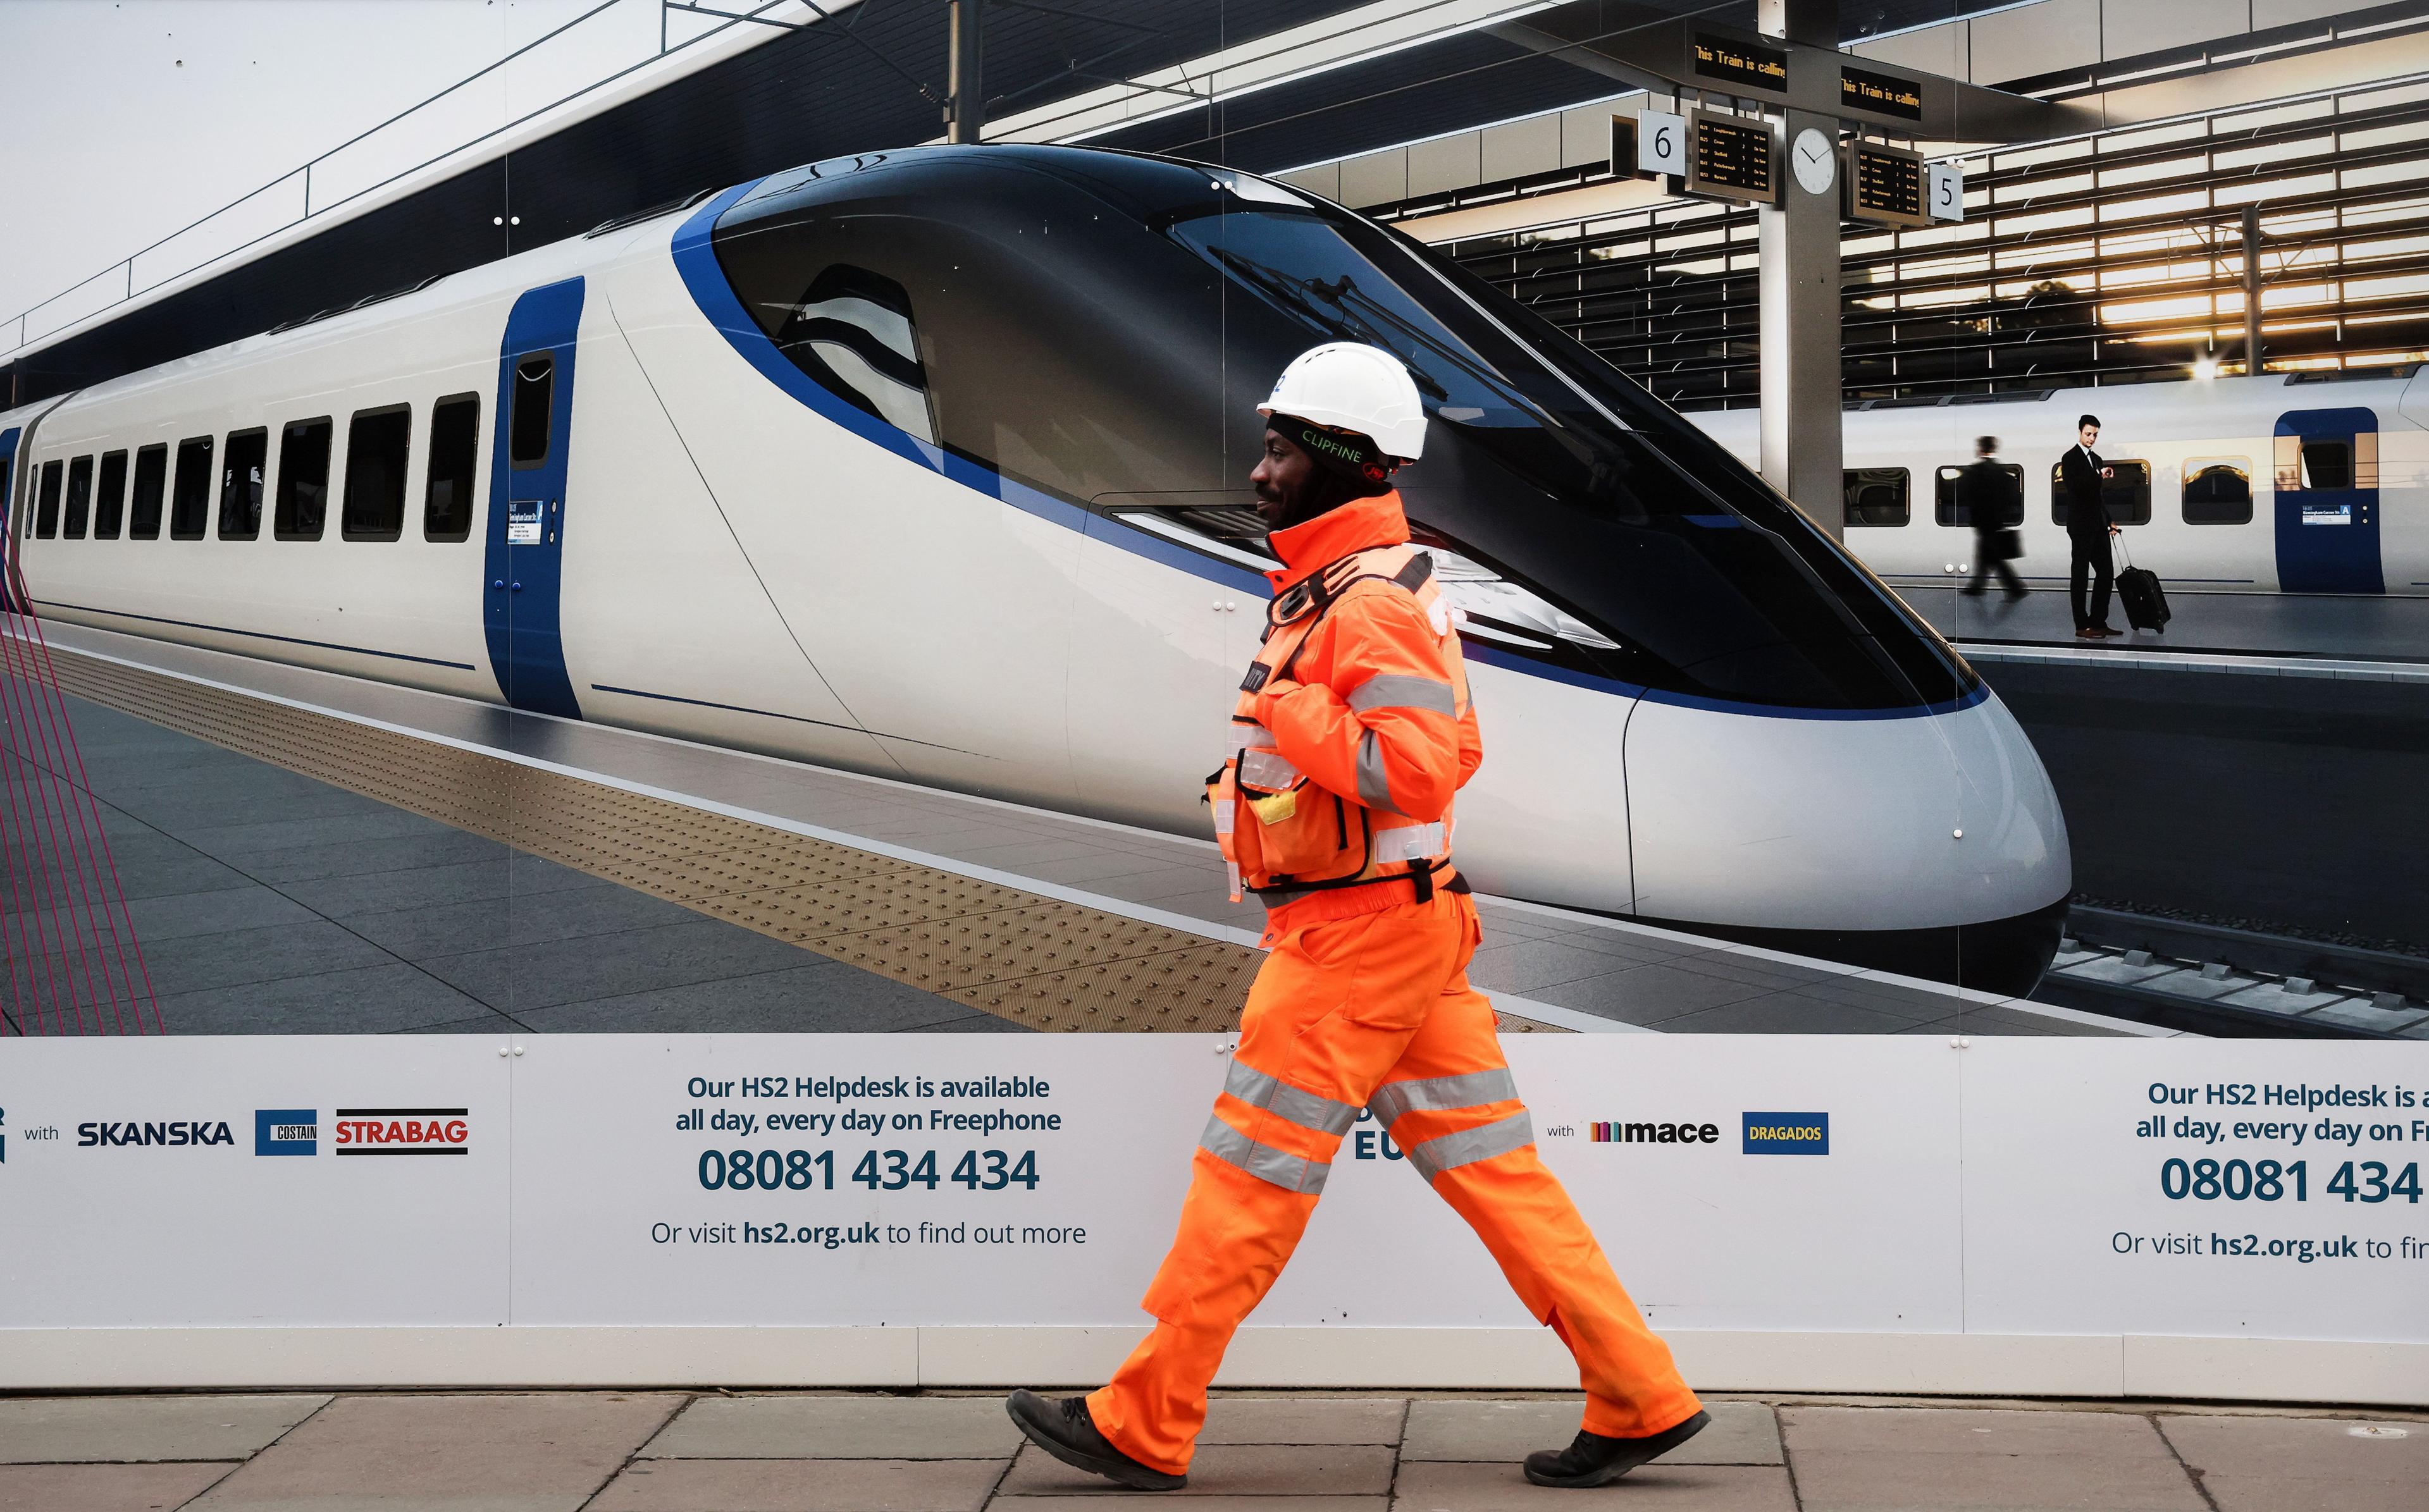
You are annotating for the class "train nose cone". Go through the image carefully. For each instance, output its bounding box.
[1622,686,2072,995]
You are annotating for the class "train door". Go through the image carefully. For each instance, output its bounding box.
[484,278,586,716]
[2272,407,2383,593]
[0,427,18,612]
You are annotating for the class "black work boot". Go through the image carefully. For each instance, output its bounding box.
[1524,1408,1711,1488]
[1005,1389,1187,1491]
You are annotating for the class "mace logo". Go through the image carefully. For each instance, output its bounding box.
[1742,1112,1830,1155]
[334,1108,469,1155]
[1588,1119,1722,1145]
[255,1109,318,1157]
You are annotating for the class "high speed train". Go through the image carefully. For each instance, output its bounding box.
[1694,369,2428,596]
[0,146,2068,994]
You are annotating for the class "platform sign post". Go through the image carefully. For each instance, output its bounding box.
[1635,109,1687,178]
[1928,163,1965,223]
[1753,0,1843,537]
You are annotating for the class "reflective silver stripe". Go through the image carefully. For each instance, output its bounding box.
[1227,722,1277,751]
[1239,749,1303,791]
[1347,673,1456,716]
[1368,1069,1521,1129]
[1371,821,1446,864]
[1225,1060,1359,1137]
[1406,1111,1535,1183]
[1199,1114,1330,1193]
[1356,729,1402,814]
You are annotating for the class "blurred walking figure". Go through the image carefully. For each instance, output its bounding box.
[2060,414,2122,639]
[1959,436,2026,603]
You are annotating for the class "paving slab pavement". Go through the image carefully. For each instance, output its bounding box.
[642,1395,1024,1460]
[590,1456,1008,1511]
[1401,1400,1780,1463]
[185,1392,684,1512]
[0,1460,238,1511]
[1781,1406,2210,1511]
[0,1391,2418,1509]
[2158,1414,2428,1512]
[1392,1459,1798,1509]
[0,1394,326,1464]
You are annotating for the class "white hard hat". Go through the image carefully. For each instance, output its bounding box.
[1258,342,1427,462]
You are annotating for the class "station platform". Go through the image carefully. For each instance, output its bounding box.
[3,1387,2418,1510]
[1905,582,2429,665]
[1952,636,2429,957]
[4,621,2136,1039]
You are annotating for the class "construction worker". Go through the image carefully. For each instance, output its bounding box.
[1008,343,1707,1491]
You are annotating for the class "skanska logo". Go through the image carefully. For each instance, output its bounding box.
[77,1120,235,1149]
[256,1109,318,1157]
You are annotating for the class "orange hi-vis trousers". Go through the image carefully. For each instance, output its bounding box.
[1087,890,1702,1477]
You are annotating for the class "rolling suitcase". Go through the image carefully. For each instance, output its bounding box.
[2113,534,2170,634]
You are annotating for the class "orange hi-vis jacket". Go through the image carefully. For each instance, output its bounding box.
[1210,491,1482,935]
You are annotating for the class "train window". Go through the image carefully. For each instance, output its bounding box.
[170,436,214,539]
[1932,463,2024,527]
[509,358,553,468]
[2048,458,2151,527]
[33,459,62,538]
[1841,468,1909,527]
[275,417,331,540]
[218,428,268,540]
[424,393,479,541]
[63,455,93,539]
[763,264,936,443]
[2181,459,2253,524]
[341,405,411,540]
[94,450,127,539]
[129,445,167,538]
[2274,434,2375,491]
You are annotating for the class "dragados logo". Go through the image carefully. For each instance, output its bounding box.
[334,1109,469,1155]
[255,1110,318,1156]
[1741,1112,1829,1154]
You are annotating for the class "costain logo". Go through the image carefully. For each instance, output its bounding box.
[1741,1112,1829,1154]
[335,1108,469,1156]
[255,1109,318,1157]
[1588,1120,1721,1145]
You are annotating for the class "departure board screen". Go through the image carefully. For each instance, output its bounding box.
[1840,65,1924,122]
[1691,33,1788,94]
[1688,113,1776,204]
[1848,142,1926,226]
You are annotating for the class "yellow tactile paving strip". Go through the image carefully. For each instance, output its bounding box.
[45,646,1554,1033]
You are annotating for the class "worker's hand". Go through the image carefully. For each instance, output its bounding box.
[2109,524,2121,536]
[2100,466,2114,479]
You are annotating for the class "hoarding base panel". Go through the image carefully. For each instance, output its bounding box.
[0,1326,2420,1408]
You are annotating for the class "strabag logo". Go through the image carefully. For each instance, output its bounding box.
[335,1108,469,1155]
[78,1119,235,1148]
[256,1109,318,1157]
[1742,1111,1829,1155]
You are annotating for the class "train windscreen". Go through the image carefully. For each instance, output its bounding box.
[712,151,1974,711]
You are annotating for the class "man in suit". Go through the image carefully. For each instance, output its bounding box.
[2060,414,2120,639]
[1959,436,2025,602]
